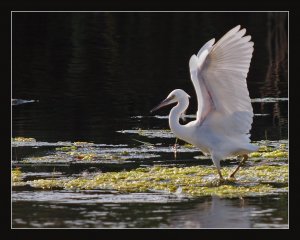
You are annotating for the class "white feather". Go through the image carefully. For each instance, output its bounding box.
[189,25,254,140]
[154,26,259,178]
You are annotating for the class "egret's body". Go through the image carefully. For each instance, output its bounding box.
[151,25,259,179]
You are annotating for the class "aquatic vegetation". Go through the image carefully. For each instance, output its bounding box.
[68,152,97,160]
[73,141,95,146]
[239,165,288,182]
[117,129,174,138]
[262,150,288,158]
[55,146,77,151]
[12,138,126,148]
[22,154,73,163]
[249,152,262,158]
[258,146,274,152]
[121,151,130,156]
[25,165,287,198]
[11,168,29,187]
[132,138,155,147]
[183,143,195,149]
[12,139,73,148]
[20,146,161,163]
[249,143,288,159]
[12,137,36,142]
[249,150,288,158]
[12,136,288,198]
[12,168,23,182]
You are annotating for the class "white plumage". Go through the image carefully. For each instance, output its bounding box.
[151,25,259,179]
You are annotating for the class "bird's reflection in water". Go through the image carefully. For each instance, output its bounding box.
[167,195,286,228]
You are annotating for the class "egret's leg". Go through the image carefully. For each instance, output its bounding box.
[212,155,223,179]
[229,154,248,178]
[173,138,178,159]
[217,169,224,179]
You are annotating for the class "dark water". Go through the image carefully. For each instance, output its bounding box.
[12,193,287,228]
[12,12,288,228]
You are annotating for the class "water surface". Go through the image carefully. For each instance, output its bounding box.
[12,12,288,228]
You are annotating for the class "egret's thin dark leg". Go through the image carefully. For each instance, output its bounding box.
[229,154,248,178]
[173,138,178,159]
[212,155,223,180]
[217,169,224,179]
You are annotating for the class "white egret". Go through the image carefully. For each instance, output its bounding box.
[151,25,259,179]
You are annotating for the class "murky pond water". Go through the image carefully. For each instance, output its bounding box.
[12,12,288,228]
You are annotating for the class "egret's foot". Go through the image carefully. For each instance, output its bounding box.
[227,174,236,181]
[228,173,236,179]
[218,177,226,183]
[210,177,235,186]
[226,176,237,182]
[209,178,225,187]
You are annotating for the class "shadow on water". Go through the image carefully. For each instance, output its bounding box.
[12,12,288,228]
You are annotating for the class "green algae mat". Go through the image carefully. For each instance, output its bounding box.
[12,137,288,198]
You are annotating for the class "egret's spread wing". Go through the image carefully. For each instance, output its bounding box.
[189,25,254,135]
[189,39,215,123]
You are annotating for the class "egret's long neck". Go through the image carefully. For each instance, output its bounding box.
[169,98,189,139]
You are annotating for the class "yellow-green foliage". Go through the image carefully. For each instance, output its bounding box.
[67,152,97,160]
[12,137,36,142]
[249,144,288,159]
[26,165,288,197]
[55,146,77,151]
[12,168,23,182]
[183,143,195,149]
[67,151,130,161]
[12,168,27,187]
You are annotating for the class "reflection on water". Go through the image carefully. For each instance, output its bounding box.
[257,12,288,141]
[12,192,287,228]
[12,12,288,228]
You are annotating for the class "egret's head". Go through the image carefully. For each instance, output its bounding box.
[150,89,190,113]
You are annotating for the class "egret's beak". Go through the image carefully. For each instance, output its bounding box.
[150,96,175,113]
